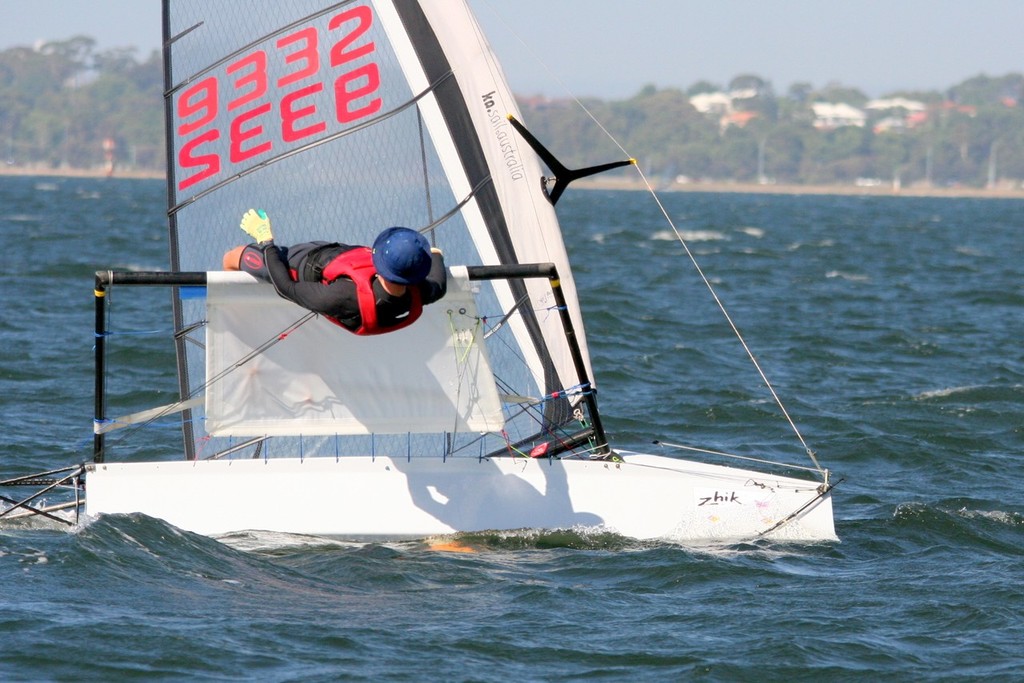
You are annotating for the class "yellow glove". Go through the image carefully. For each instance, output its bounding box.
[240,208,273,245]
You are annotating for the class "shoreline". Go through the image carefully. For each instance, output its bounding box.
[0,165,163,180]
[3,164,1022,199]
[577,177,1024,199]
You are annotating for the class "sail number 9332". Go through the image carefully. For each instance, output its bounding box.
[175,6,381,191]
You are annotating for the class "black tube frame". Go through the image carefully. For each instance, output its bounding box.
[92,264,609,463]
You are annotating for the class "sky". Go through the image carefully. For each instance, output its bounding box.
[1,0,1021,99]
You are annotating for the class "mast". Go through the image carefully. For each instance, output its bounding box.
[161,0,200,460]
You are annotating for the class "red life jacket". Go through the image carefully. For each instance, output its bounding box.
[319,247,423,335]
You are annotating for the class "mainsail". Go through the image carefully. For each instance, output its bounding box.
[164,0,599,460]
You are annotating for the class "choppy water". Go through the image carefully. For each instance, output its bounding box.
[2,176,1022,680]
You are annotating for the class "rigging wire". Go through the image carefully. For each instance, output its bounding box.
[623,168,823,473]
[479,1,822,473]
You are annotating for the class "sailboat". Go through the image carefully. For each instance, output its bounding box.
[47,0,837,541]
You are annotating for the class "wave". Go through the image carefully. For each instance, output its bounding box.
[913,385,983,400]
[891,501,1024,553]
[652,229,728,242]
[912,383,1023,402]
[787,239,836,250]
[825,270,871,282]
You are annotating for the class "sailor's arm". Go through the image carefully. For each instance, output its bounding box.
[259,243,358,314]
[419,248,447,304]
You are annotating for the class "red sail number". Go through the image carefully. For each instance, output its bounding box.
[175,8,382,192]
[177,77,220,189]
[330,6,382,123]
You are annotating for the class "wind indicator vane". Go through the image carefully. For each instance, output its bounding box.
[506,115,635,205]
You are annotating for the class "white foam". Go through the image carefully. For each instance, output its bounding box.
[654,229,728,242]
[825,270,870,282]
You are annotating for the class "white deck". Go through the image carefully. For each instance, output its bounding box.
[85,451,836,542]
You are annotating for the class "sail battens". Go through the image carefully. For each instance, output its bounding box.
[170,71,459,213]
[165,3,352,96]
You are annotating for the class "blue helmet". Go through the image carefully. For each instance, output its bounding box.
[371,227,432,285]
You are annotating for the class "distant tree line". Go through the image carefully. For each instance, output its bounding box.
[521,74,1024,189]
[2,37,1022,188]
[0,37,162,171]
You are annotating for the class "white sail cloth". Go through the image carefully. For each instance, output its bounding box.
[204,269,504,436]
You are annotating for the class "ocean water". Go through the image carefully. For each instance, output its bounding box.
[2,176,1022,680]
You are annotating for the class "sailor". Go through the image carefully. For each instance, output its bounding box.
[223,209,446,335]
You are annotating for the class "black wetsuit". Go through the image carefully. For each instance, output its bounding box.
[240,241,447,332]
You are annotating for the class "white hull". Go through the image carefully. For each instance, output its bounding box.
[84,452,835,542]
